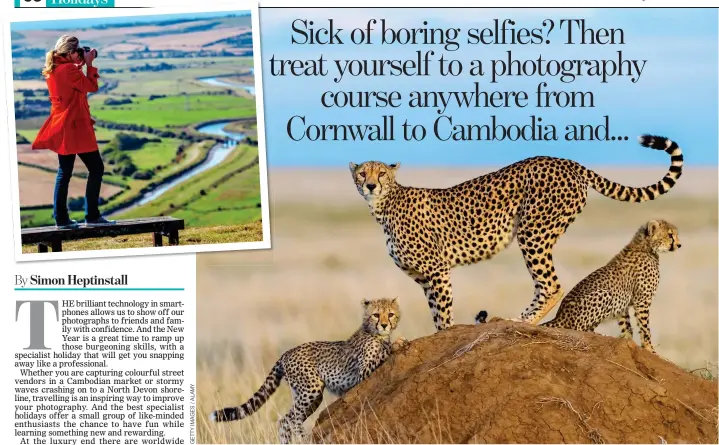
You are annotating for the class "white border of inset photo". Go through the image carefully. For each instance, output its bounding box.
[3,1,272,262]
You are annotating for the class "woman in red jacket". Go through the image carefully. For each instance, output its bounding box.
[32,35,115,228]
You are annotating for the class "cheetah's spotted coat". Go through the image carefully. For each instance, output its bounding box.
[540,220,681,353]
[209,298,408,443]
[350,135,684,331]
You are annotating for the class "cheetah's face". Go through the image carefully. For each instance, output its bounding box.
[361,297,401,336]
[646,220,681,253]
[349,161,400,200]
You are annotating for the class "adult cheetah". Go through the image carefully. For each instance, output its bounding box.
[349,135,684,331]
[540,220,681,353]
[209,297,408,443]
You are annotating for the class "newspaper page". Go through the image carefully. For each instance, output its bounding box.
[2,1,718,445]
[12,255,196,445]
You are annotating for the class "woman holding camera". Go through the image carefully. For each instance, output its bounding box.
[32,34,115,228]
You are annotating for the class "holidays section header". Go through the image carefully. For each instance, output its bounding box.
[15,0,115,7]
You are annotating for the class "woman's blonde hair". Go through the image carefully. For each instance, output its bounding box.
[41,35,79,78]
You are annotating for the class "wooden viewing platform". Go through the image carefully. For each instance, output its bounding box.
[21,216,185,253]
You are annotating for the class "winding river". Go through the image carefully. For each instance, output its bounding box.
[106,73,255,216]
[197,69,256,95]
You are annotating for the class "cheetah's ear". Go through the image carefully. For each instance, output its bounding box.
[349,162,358,173]
[391,297,399,305]
[388,162,400,170]
[646,220,660,237]
[361,298,371,307]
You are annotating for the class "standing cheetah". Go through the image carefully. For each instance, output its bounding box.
[209,297,408,443]
[349,135,684,331]
[540,220,681,353]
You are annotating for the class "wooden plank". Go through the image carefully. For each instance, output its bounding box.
[21,216,185,245]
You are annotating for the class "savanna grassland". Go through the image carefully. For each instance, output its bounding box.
[12,13,263,249]
[197,167,718,444]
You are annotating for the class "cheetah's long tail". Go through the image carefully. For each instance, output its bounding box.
[584,135,683,202]
[210,361,284,422]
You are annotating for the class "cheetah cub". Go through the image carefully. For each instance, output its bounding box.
[540,220,681,353]
[209,297,409,443]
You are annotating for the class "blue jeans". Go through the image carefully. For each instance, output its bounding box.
[53,150,105,224]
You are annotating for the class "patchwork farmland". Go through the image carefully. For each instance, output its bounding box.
[12,13,263,248]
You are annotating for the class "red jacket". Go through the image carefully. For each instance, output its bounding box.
[32,56,100,155]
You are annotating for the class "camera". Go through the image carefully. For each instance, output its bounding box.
[78,46,98,60]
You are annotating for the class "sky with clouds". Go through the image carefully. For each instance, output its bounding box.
[257,8,718,167]
[11,8,717,167]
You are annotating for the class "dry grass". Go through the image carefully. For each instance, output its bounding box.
[16,22,204,46]
[124,27,251,51]
[17,165,123,207]
[197,167,718,444]
[17,144,73,172]
[13,80,47,89]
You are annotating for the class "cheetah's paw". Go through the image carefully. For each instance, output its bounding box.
[392,337,410,352]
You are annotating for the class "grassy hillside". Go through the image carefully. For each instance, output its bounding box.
[173,163,261,227]
[117,144,261,227]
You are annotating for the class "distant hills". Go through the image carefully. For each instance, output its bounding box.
[11,14,253,60]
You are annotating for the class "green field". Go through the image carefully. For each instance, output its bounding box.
[127,138,181,170]
[16,128,38,142]
[12,53,253,72]
[99,57,253,71]
[90,94,256,127]
[17,126,157,144]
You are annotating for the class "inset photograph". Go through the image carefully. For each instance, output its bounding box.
[6,4,269,261]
